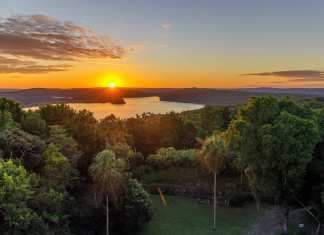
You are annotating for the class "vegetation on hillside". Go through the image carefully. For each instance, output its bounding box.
[1,96,324,234]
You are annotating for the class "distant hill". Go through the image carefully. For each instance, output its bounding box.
[141,88,321,106]
[0,89,21,92]
[0,87,323,107]
[239,87,324,96]
[0,88,149,107]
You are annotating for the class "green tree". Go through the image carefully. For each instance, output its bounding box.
[21,111,47,137]
[112,179,152,234]
[0,159,43,234]
[29,184,71,235]
[47,125,81,166]
[0,128,46,172]
[108,143,147,179]
[181,106,233,138]
[99,115,132,147]
[0,111,15,131]
[200,106,232,137]
[200,133,227,231]
[39,104,76,126]
[271,111,320,232]
[226,96,320,234]
[89,150,126,235]
[110,143,133,162]
[0,97,22,122]
[40,104,105,174]
[42,144,74,191]
[126,112,197,156]
[148,147,199,169]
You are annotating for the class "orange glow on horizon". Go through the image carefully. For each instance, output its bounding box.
[3,67,324,89]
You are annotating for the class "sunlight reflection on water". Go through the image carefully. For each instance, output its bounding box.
[26,97,204,120]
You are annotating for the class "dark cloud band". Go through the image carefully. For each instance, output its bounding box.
[242,70,324,79]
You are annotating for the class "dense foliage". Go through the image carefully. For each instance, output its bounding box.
[2,95,324,234]
[0,159,70,234]
[0,98,154,234]
[147,147,199,169]
[226,97,320,202]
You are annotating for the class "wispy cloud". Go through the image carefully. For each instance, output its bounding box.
[0,56,72,73]
[0,15,126,74]
[161,23,172,30]
[242,70,324,79]
[160,22,172,47]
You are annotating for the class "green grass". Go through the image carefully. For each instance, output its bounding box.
[141,195,262,235]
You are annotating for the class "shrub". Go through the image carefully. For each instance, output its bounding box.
[112,178,153,234]
[147,147,199,169]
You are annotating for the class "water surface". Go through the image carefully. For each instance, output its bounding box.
[28,97,203,119]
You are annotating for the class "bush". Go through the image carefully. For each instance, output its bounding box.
[147,147,199,169]
[112,178,153,234]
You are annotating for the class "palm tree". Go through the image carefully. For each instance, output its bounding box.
[200,133,227,231]
[89,149,126,235]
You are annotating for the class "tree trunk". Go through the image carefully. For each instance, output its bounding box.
[283,206,289,235]
[213,172,217,231]
[253,193,261,212]
[94,192,98,207]
[106,194,109,235]
[240,170,243,185]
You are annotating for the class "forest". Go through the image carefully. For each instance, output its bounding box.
[1,96,324,234]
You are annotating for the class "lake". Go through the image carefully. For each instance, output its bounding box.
[26,97,204,119]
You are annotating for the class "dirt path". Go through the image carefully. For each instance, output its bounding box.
[242,207,283,235]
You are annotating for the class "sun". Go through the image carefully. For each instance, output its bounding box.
[108,82,116,89]
[101,73,123,88]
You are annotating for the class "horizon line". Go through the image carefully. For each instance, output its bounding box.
[2,86,324,90]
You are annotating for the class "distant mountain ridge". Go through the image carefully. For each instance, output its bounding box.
[0,87,323,107]
[239,87,324,96]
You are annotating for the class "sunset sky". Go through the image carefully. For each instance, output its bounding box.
[0,0,324,88]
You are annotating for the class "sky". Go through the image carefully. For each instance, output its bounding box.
[0,0,324,88]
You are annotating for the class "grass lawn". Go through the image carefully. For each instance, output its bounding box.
[141,195,262,235]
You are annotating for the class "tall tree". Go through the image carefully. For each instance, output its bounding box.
[200,133,227,231]
[99,115,131,147]
[89,150,126,235]
[0,159,71,234]
[0,128,46,172]
[47,125,81,167]
[42,144,74,191]
[40,104,105,174]
[226,96,320,234]
[0,159,40,234]
[0,97,22,122]
[21,111,47,137]
[0,111,15,131]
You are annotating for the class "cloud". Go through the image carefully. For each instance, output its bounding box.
[287,77,324,82]
[160,22,172,47]
[0,15,125,74]
[161,23,172,30]
[0,56,72,73]
[242,70,324,79]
